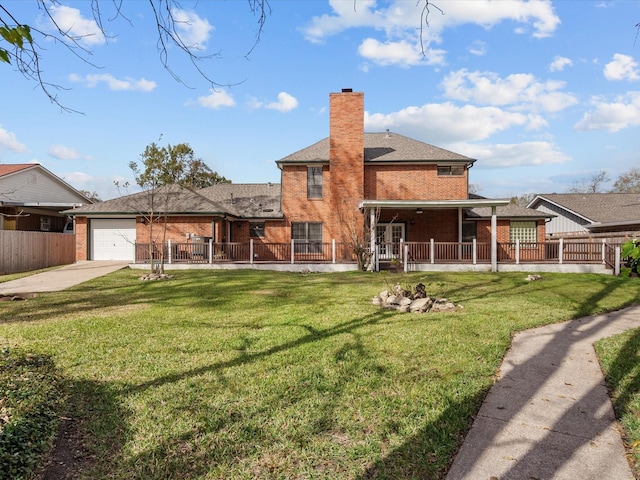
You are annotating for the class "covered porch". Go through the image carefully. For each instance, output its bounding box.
[358,198,510,272]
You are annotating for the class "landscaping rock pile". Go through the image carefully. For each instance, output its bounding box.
[139,273,174,281]
[372,283,459,313]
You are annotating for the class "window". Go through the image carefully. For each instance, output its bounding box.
[437,165,465,176]
[462,222,477,242]
[250,222,265,238]
[510,221,537,243]
[307,166,323,198]
[292,222,322,253]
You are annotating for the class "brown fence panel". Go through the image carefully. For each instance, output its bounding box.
[0,231,75,275]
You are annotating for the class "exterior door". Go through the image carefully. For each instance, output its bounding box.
[376,223,405,259]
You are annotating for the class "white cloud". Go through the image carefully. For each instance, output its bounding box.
[172,9,213,50]
[49,4,105,46]
[365,102,529,144]
[48,145,92,161]
[358,38,446,67]
[441,69,578,113]
[603,54,639,81]
[458,141,572,168]
[266,92,299,112]
[248,92,299,112]
[574,92,640,132]
[468,40,486,57]
[69,73,156,91]
[549,56,572,72]
[302,0,560,67]
[0,125,27,152]
[197,89,236,109]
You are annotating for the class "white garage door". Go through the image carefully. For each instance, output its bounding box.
[91,219,136,261]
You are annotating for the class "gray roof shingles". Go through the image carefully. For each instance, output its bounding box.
[531,193,640,223]
[277,132,474,164]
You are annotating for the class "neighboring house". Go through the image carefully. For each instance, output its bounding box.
[0,163,92,232]
[67,89,550,265]
[528,193,640,237]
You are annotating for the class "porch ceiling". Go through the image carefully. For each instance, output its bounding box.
[358,199,511,209]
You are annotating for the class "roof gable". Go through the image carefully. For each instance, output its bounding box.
[0,163,92,205]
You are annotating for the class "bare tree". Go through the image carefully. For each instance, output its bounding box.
[611,166,640,193]
[566,170,610,194]
[0,1,271,111]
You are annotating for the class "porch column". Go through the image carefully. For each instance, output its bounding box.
[458,208,463,259]
[491,206,497,272]
[369,208,377,271]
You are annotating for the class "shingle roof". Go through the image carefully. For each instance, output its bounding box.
[467,203,553,219]
[0,164,35,177]
[276,132,474,164]
[529,193,640,223]
[65,183,282,218]
[198,183,282,218]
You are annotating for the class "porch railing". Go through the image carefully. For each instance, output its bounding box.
[134,239,622,271]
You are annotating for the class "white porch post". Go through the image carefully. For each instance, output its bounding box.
[332,239,336,264]
[615,246,621,276]
[472,238,477,265]
[404,243,409,272]
[168,239,172,264]
[208,239,213,263]
[491,206,497,272]
[250,239,254,265]
[430,238,435,264]
[559,238,564,265]
[515,239,520,265]
[601,240,606,264]
[369,208,377,272]
[291,239,295,264]
[458,208,463,259]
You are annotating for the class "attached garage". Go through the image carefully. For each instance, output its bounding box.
[90,219,136,261]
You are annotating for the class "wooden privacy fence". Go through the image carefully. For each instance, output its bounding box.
[0,231,76,275]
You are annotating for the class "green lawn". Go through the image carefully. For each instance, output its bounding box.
[0,269,638,479]
[596,328,640,479]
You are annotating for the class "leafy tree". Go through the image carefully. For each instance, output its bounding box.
[566,170,610,194]
[123,142,229,273]
[509,193,536,207]
[611,167,640,193]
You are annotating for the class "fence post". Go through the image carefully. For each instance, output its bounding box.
[473,238,477,265]
[399,239,404,262]
[250,239,254,265]
[291,239,295,264]
[208,239,213,263]
[375,244,380,272]
[601,240,606,264]
[332,239,336,264]
[615,246,621,276]
[403,243,408,272]
[559,238,564,265]
[168,239,172,264]
[430,238,435,264]
[515,239,520,265]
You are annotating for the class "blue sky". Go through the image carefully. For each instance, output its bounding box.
[1,0,639,201]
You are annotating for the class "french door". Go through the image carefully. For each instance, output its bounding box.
[376,223,405,259]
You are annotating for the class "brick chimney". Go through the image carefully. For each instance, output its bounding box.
[329,89,364,224]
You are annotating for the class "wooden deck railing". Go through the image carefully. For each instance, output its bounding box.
[134,239,621,270]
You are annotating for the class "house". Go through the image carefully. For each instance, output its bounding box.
[528,193,640,238]
[67,89,552,269]
[0,163,92,232]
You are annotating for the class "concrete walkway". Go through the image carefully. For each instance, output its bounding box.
[0,261,129,295]
[446,305,640,480]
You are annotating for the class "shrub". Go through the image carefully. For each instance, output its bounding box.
[621,238,640,276]
[0,347,64,480]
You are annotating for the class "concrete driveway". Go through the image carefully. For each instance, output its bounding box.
[0,261,129,295]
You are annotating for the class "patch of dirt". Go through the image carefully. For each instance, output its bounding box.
[38,416,93,480]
